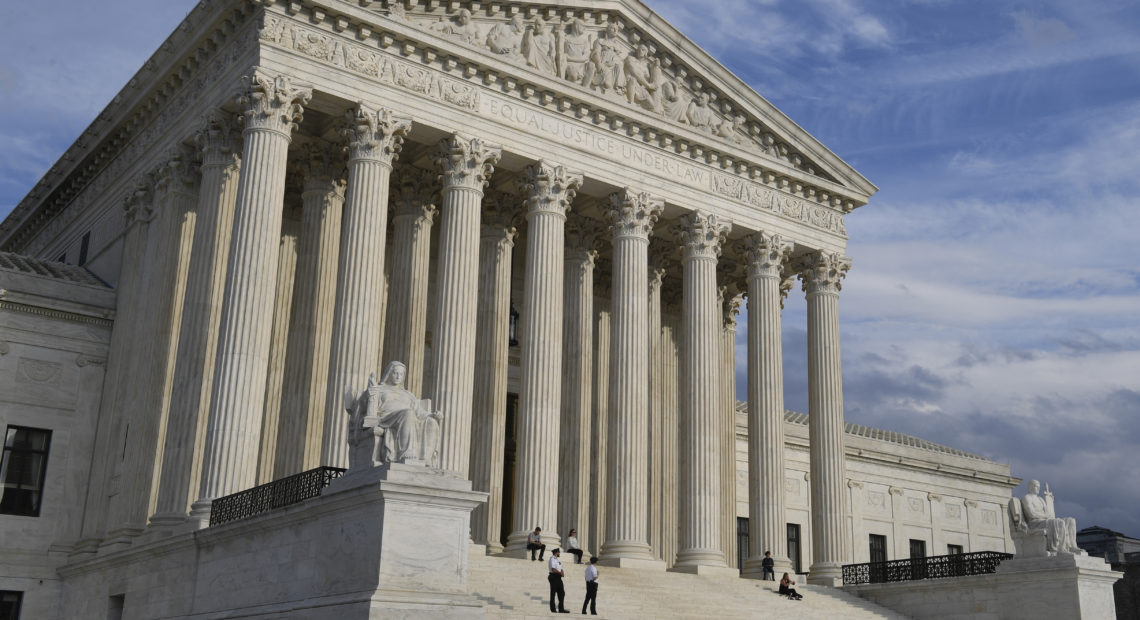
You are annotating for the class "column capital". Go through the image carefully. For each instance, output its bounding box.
[721,286,744,330]
[295,141,347,196]
[798,251,851,296]
[566,215,606,252]
[605,188,663,241]
[483,189,522,232]
[518,160,583,218]
[236,70,312,135]
[343,102,412,165]
[675,211,731,260]
[435,133,501,190]
[196,111,242,168]
[739,231,794,280]
[122,178,155,228]
[648,264,666,296]
[154,145,200,199]
[392,165,438,223]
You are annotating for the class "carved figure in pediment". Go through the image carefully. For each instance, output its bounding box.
[583,22,625,94]
[487,15,525,56]
[558,18,594,82]
[429,8,481,45]
[624,44,664,113]
[522,17,558,75]
[655,65,689,122]
[686,92,717,130]
[717,113,748,144]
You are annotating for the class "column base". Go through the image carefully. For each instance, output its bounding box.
[599,556,667,570]
[741,555,793,580]
[669,563,741,578]
[807,561,844,587]
[484,542,504,555]
[599,540,659,567]
[188,498,213,523]
[502,530,562,559]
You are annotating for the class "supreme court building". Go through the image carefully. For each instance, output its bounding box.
[0,1,1019,617]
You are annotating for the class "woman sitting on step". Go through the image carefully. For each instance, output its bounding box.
[779,573,803,600]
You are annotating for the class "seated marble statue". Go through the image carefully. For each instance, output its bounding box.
[1008,479,1081,557]
[343,362,443,469]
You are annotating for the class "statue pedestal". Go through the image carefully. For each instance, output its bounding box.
[992,553,1122,620]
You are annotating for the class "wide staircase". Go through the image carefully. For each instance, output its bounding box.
[468,552,909,619]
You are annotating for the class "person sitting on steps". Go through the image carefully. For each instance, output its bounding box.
[779,573,803,600]
[527,526,546,561]
[565,529,584,564]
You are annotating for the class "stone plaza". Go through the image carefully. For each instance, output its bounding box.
[0,0,1121,618]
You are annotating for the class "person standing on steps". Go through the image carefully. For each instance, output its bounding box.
[761,551,775,581]
[566,529,584,564]
[548,548,570,613]
[582,555,599,615]
[528,526,546,561]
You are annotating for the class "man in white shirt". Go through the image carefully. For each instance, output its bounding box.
[547,548,569,613]
[582,555,599,615]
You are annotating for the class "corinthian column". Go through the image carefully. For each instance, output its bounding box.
[321,104,411,468]
[382,165,437,395]
[191,72,311,518]
[469,194,518,551]
[718,282,743,568]
[429,134,501,475]
[801,251,852,586]
[151,114,241,527]
[673,211,735,574]
[646,248,667,561]
[274,143,345,476]
[740,232,794,578]
[600,189,664,567]
[505,161,583,555]
[557,216,603,554]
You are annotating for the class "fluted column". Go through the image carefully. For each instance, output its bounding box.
[600,189,664,567]
[660,303,681,568]
[150,114,242,526]
[382,165,437,395]
[258,211,300,484]
[801,251,852,586]
[319,105,411,468]
[505,161,582,555]
[588,294,611,556]
[740,233,794,578]
[470,193,518,552]
[646,256,666,561]
[719,285,743,568]
[273,143,345,476]
[673,211,734,574]
[190,72,311,517]
[557,216,603,554]
[430,134,501,475]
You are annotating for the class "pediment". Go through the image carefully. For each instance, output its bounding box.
[346,0,875,202]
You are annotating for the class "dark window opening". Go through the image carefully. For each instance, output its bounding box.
[79,232,92,266]
[0,426,52,517]
[869,534,888,563]
[947,544,964,555]
[736,516,749,570]
[786,523,802,574]
[0,590,22,620]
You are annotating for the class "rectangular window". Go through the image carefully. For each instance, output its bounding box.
[947,544,963,555]
[869,534,888,563]
[107,594,124,620]
[909,538,928,581]
[0,426,52,517]
[0,591,22,620]
[78,232,92,266]
[786,523,802,574]
[736,517,749,570]
[909,539,927,559]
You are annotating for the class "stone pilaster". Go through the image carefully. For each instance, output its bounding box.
[382,165,437,395]
[273,142,346,476]
[191,72,311,518]
[150,114,242,526]
[557,215,603,555]
[801,250,853,586]
[469,192,518,552]
[718,283,743,569]
[505,161,582,555]
[739,232,795,578]
[601,189,664,567]
[430,133,501,475]
[258,211,300,484]
[320,104,411,468]
[673,211,734,574]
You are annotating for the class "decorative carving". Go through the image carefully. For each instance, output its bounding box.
[482,189,523,233]
[583,22,623,95]
[391,164,438,231]
[521,17,557,75]
[487,15,526,56]
[945,504,962,519]
[605,188,662,240]
[196,111,242,169]
[435,133,501,190]
[296,141,347,193]
[565,216,607,251]
[799,251,851,295]
[847,479,864,489]
[722,288,744,330]
[235,70,312,134]
[908,497,923,513]
[928,493,943,503]
[154,146,200,198]
[868,491,886,508]
[76,354,107,367]
[17,358,62,385]
[427,8,481,45]
[517,160,583,217]
[888,486,904,496]
[675,211,731,260]
[558,18,592,83]
[122,179,154,228]
[1008,480,1082,558]
[740,232,793,280]
[343,361,443,469]
[343,102,412,164]
[785,477,799,496]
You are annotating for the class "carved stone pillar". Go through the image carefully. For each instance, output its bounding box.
[588,293,611,556]
[191,72,311,518]
[673,211,734,574]
[601,189,664,567]
[274,143,345,477]
[801,251,853,586]
[429,134,501,476]
[320,104,411,468]
[469,193,518,552]
[505,161,582,555]
[739,232,795,578]
[382,165,437,395]
[719,283,743,568]
[646,255,666,562]
[660,300,682,568]
[258,210,300,484]
[557,216,603,556]
[150,114,242,527]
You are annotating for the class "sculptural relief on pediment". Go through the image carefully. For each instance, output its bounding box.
[368,1,830,181]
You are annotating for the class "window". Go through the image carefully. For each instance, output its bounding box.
[0,426,52,517]
[736,517,749,570]
[947,544,963,555]
[909,538,928,581]
[79,232,92,266]
[786,523,802,574]
[107,594,124,620]
[869,534,888,563]
[909,539,927,559]
[0,591,22,620]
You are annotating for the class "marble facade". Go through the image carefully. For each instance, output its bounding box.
[0,0,1038,617]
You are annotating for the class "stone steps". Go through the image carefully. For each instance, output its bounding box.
[468,552,910,619]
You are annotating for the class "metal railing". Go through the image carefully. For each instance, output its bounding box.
[209,466,346,527]
[842,551,1013,585]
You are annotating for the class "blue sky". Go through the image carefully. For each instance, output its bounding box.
[2,1,1138,537]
